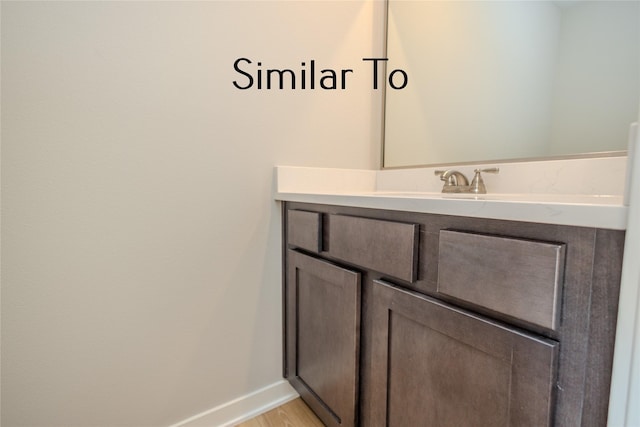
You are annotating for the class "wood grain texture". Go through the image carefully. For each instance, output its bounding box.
[438,230,565,330]
[581,228,625,425]
[285,250,360,427]
[367,279,558,427]
[235,398,324,427]
[327,214,419,282]
[284,202,625,427]
[287,210,322,253]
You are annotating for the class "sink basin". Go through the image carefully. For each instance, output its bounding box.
[369,191,441,197]
[366,191,623,205]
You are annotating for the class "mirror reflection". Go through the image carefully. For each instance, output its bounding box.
[384,0,640,168]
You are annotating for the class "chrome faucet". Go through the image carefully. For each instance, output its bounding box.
[434,170,469,192]
[435,168,499,194]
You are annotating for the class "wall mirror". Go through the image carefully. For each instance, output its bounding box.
[383,0,640,168]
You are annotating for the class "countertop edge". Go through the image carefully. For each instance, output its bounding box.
[275,191,628,230]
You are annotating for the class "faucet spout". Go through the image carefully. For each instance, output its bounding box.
[435,170,469,187]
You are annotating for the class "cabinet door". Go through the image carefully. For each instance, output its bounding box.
[366,280,558,427]
[285,250,361,427]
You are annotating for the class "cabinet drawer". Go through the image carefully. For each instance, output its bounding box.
[287,210,322,253]
[328,214,419,282]
[437,230,565,330]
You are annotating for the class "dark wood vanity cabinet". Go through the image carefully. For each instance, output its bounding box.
[282,202,625,427]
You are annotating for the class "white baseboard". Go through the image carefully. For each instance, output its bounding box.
[169,380,299,427]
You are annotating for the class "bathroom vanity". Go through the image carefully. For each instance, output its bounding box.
[277,164,628,427]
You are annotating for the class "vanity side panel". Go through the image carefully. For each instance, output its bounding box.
[552,227,600,427]
[581,229,625,426]
[282,203,289,378]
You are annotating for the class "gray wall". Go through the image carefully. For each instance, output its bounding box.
[1,1,384,425]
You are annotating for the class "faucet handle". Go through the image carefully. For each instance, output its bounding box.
[470,167,500,194]
[475,167,500,174]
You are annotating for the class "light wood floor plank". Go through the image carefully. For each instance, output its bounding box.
[236,398,324,427]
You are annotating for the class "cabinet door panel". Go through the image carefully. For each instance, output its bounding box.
[285,250,360,427]
[367,280,558,427]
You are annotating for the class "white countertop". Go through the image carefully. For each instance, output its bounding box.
[275,164,629,230]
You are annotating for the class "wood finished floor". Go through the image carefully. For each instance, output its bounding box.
[235,398,324,427]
